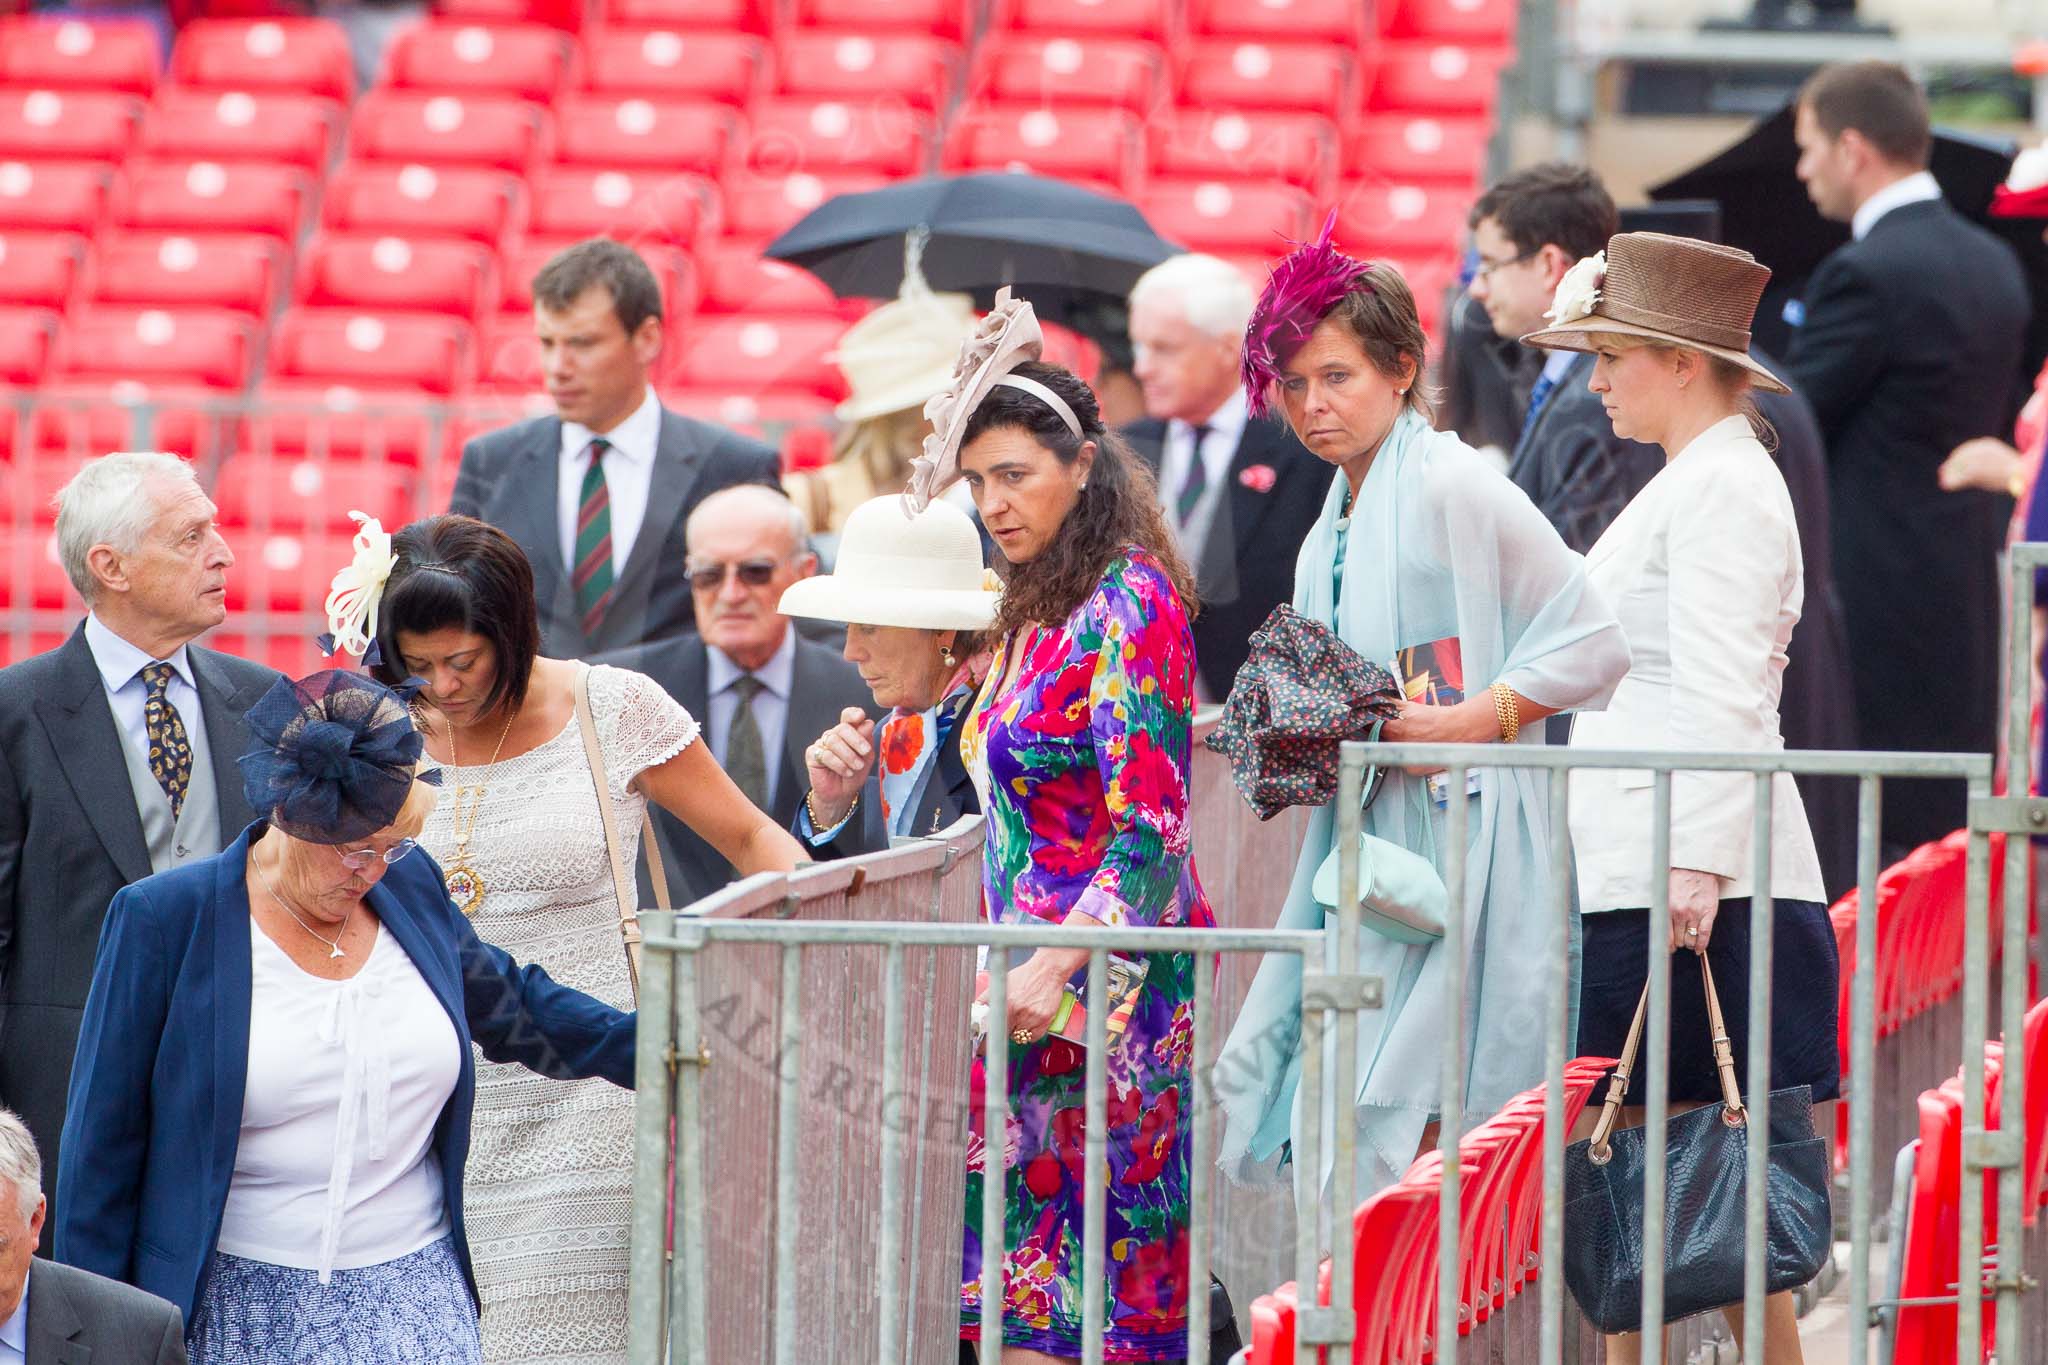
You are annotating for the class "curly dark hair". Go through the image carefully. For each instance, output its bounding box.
[959,361,1198,639]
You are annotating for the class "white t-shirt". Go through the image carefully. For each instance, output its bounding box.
[216,918,462,1280]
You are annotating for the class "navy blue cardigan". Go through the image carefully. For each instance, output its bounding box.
[53,822,637,1323]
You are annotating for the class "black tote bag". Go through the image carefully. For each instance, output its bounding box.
[1562,954,1832,1334]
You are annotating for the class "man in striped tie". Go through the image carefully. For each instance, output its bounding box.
[451,239,782,658]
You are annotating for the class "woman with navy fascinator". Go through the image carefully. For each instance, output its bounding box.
[54,668,638,1364]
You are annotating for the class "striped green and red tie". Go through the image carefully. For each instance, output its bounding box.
[573,437,614,636]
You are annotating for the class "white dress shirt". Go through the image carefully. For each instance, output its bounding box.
[0,1271,25,1365]
[1157,387,1250,574]
[1851,170,1942,241]
[83,612,212,776]
[557,386,662,576]
[706,630,796,811]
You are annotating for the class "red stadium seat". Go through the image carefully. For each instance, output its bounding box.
[599,0,773,32]
[968,35,1162,113]
[0,309,56,386]
[270,309,473,396]
[1177,40,1353,116]
[666,314,848,399]
[523,167,714,249]
[138,89,340,173]
[221,530,358,612]
[381,22,571,101]
[992,0,1172,41]
[691,241,842,315]
[240,381,441,466]
[737,98,932,178]
[296,234,496,320]
[1346,113,1493,186]
[716,169,884,244]
[0,160,109,235]
[503,241,699,317]
[773,31,958,113]
[320,163,522,246]
[24,382,223,464]
[0,525,73,609]
[553,98,733,174]
[0,17,160,95]
[791,0,968,42]
[1148,109,1336,196]
[1377,0,1518,42]
[81,231,283,316]
[1139,180,1312,256]
[170,18,355,104]
[200,632,331,678]
[581,29,763,106]
[1187,0,1363,43]
[0,89,140,165]
[347,92,548,174]
[664,385,836,431]
[942,104,1140,189]
[1363,42,1514,114]
[212,455,417,533]
[53,307,254,390]
[1336,181,1472,256]
[436,0,585,31]
[0,232,84,311]
[112,160,310,240]
[476,316,544,392]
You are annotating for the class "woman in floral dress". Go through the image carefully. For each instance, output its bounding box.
[905,289,1213,1363]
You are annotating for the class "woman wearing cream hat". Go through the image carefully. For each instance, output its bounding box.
[779,494,999,856]
[784,245,977,538]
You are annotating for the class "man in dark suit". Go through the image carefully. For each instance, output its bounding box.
[596,486,878,904]
[1123,253,1331,701]
[1788,61,2030,852]
[0,454,277,1251]
[450,238,783,658]
[0,1109,186,1363]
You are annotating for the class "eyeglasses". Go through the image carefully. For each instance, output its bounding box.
[686,558,783,592]
[1471,249,1540,283]
[336,838,418,870]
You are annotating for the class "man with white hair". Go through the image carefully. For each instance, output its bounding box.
[1124,253,1330,699]
[0,453,278,1246]
[0,1107,185,1362]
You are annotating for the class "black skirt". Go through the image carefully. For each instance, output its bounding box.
[1576,897,1841,1105]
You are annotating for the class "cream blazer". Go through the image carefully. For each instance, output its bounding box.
[1568,415,1826,913]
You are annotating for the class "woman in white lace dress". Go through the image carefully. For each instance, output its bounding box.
[363,514,806,1363]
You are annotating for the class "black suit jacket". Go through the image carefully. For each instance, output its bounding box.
[794,688,982,860]
[25,1257,187,1365]
[1507,351,1663,555]
[0,626,275,1249]
[1785,198,2029,847]
[449,406,782,658]
[1124,409,1331,699]
[593,633,881,905]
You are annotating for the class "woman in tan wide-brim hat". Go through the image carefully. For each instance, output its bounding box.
[1528,232,1832,1365]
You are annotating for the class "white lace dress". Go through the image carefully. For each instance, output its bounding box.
[416,664,697,1365]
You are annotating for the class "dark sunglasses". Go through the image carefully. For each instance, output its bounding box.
[686,558,783,591]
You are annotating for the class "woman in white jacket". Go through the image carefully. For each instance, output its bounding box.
[1524,232,1835,1365]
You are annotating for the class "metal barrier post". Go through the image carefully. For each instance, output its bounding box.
[1438,763,1472,1365]
[1742,773,1776,1365]
[1961,775,1993,1363]
[1081,949,1111,1365]
[1328,752,1363,1345]
[980,959,1009,1357]
[875,942,907,1363]
[670,918,711,1360]
[771,944,804,1364]
[1188,939,1214,1365]
[627,910,678,1363]
[1639,773,1676,1361]
[1849,775,1882,1365]
[1539,766,1572,1365]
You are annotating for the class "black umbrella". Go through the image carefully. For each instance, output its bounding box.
[764,172,1182,329]
[1648,103,2044,368]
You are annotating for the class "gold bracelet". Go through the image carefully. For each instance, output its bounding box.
[805,788,856,832]
[1491,683,1520,744]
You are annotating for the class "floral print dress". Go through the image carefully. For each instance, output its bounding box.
[957,547,1215,1361]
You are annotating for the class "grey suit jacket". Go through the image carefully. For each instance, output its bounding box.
[0,626,277,1248]
[592,634,881,905]
[449,406,782,658]
[24,1257,186,1365]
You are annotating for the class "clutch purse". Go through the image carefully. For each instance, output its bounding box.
[1309,721,1448,944]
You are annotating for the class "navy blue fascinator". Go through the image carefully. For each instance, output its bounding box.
[239,670,441,845]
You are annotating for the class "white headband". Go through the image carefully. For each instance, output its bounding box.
[992,372,1083,439]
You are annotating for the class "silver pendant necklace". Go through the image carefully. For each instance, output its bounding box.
[252,845,354,960]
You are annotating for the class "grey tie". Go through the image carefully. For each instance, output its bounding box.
[726,675,769,810]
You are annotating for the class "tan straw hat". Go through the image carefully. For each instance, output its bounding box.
[1519,231,1789,394]
[777,495,999,630]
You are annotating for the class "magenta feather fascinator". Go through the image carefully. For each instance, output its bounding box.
[1240,209,1372,418]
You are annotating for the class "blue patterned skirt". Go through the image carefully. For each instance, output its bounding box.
[188,1235,482,1365]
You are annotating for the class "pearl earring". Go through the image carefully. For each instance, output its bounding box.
[941,644,958,668]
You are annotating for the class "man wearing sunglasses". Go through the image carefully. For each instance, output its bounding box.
[597,486,878,902]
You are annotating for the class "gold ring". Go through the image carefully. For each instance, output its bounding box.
[1010,1029,1035,1046]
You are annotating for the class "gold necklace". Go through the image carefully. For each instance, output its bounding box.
[253,843,354,960]
[437,704,516,916]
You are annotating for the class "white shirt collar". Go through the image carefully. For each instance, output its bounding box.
[1540,349,1579,383]
[1852,170,1942,241]
[706,627,797,701]
[1173,385,1250,450]
[0,1266,27,1355]
[560,386,661,467]
[83,612,197,694]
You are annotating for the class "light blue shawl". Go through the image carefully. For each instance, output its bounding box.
[1213,410,1630,1197]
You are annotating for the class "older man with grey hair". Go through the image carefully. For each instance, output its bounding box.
[0,1108,185,1363]
[1123,253,1331,699]
[0,453,278,1247]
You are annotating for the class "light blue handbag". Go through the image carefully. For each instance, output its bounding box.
[1309,722,1449,945]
